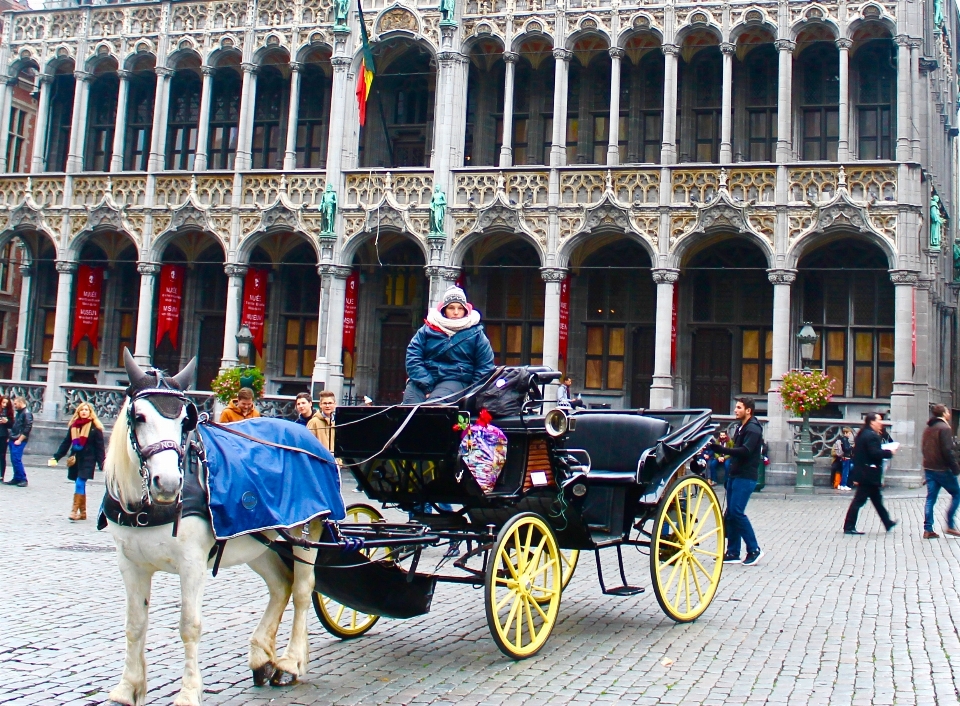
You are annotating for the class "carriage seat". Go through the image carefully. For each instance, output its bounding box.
[563,414,670,484]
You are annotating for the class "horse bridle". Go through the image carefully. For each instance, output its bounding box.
[126,382,199,508]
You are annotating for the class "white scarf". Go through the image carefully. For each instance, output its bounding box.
[426,307,481,337]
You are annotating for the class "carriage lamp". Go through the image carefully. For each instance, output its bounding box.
[236,324,254,363]
[797,323,818,368]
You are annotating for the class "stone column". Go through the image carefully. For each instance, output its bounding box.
[11,263,33,379]
[720,42,735,164]
[910,39,922,161]
[44,260,77,417]
[30,74,53,173]
[895,35,911,161]
[765,269,797,467]
[65,70,93,173]
[283,62,302,171]
[324,56,351,177]
[234,63,258,171]
[550,49,571,167]
[133,262,160,366]
[660,44,679,165]
[108,70,132,173]
[541,268,566,378]
[319,265,353,400]
[775,40,795,163]
[220,263,247,370]
[606,47,624,166]
[194,66,216,171]
[499,52,518,168]
[650,268,679,408]
[0,77,18,172]
[425,265,460,309]
[148,66,174,172]
[837,38,852,162]
[889,269,918,470]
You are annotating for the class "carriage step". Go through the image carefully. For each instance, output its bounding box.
[602,585,645,597]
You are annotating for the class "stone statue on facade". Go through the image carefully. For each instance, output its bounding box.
[320,184,338,235]
[334,0,350,28]
[429,184,447,235]
[439,0,456,25]
[930,194,945,251]
[935,0,945,27]
[954,238,960,282]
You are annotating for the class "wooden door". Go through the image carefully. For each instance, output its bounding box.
[691,328,732,413]
[196,315,225,391]
[377,314,415,404]
[630,327,655,408]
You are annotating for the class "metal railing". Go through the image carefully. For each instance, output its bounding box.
[0,381,45,414]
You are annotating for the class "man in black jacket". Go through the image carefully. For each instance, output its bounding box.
[5,397,32,487]
[921,404,960,538]
[708,397,764,566]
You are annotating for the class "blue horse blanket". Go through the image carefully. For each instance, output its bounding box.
[198,418,346,540]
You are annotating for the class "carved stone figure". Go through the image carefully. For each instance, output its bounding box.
[935,0,945,27]
[320,184,337,235]
[334,0,349,28]
[430,184,447,235]
[440,0,455,24]
[930,194,945,251]
[954,238,960,282]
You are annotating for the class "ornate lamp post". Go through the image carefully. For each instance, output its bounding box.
[794,323,819,494]
[236,324,254,367]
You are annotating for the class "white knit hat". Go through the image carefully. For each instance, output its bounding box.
[440,286,468,309]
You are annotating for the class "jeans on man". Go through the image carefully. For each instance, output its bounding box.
[841,459,853,487]
[9,440,26,483]
[724,476,759,556]
[923,470,960,532]
[401,380,468,405]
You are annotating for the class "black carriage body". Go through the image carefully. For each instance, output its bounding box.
[335,402,715,550]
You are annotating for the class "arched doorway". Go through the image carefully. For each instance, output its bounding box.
[682,237,772,413]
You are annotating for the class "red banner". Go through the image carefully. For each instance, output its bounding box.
[670,281,679,374]
[558,276,570,371]
[71,265,103,350]
[241,268,268,356]
[455,269,465,291]
[155,264,185,349]
[342,270,360,354]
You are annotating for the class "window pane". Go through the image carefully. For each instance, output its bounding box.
[826,365,845,394]
[764,330,773,360]
[530,325,543,355]
[854,365,873,397]
[742,329,759,359]
[286,319,301,344]
[854,331,873,362]
[488,326,502,361]
[609,327,625,356]
[877,365,894,397]
[827,330,846,362]
[505,325,522,354]
[607,359,624,390]
[878,331,894,362]
[283,349,299,376]
[302,347,316,376]
[586,326,603,355]
[585,359,602,389]
[741,363,759,394]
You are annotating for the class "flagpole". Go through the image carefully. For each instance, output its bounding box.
[376,91,396,167]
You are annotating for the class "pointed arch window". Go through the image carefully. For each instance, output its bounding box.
[85,72,118,171]
[166,68,201,170]
[124,70,155,171]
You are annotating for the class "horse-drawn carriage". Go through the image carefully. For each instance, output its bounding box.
[312,366,725,659]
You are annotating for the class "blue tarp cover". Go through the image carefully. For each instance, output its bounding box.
[198,418,346,540]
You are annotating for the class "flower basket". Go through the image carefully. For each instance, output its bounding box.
[779,369,836,418]
[210,367,265,404]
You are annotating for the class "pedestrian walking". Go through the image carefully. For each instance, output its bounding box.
[709,397,765,566]
[832,428,854,490]
[920,404,960,539]
[0,396,13,483]
[293,392,315,427]
[219,387,261,422]
[50,402,106,521]
[843,413,898,534]
[4,396,32,487]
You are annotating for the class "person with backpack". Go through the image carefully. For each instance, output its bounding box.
[833,428,854,490]
[402,286,495,404]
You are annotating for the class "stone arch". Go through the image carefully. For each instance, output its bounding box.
[0,230,56,265]
[123,47,158,72]
[671,227,774,270]
[148,226,226,263]
[166,47,203,70]
[84,45,120,73]
[207,44,243,69]
[237,228,320,265]
[8,54,40,78]
[43,54,76,76]
[785,228,897,270]
[675,21,723,49]
[253,41,291,67]
[558,228,657,269]
[730,22,777,52]
[847,14,896,43]
[66,227,140,262]
[565,24,612,52]
[617,24,664,49]
[295,40,334,64]
[510,28,555,55]
[462,33,506,57]
[340,229,428,266]
[449,226,545,267]
[791,14,841,44]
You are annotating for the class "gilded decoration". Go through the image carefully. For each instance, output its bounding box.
[378,7,419,35]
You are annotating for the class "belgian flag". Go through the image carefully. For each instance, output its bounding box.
[356,0,375,126]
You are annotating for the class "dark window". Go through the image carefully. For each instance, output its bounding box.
[124,70,155,171]
[680,47,722,163]
[208,67,241,170]
[464,53,505,167]
[280,251,320,378]
[856,40,895,160]
[743,44,778,162]
[251,65,286,170]
[799,43,840,161]
[45,72,75,172]
[296,62,331,168]
[622,50,664,164]
[6,107,28,172]
[507,53,555,167]
[167,68,201,170]
[85,73,118,171]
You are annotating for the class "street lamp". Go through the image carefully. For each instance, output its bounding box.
[794,323,820,494]
[236,324,253,365]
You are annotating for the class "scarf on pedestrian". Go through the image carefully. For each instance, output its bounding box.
[70,418,93,452]
[426,305,481,337]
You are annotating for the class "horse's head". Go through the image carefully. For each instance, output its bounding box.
[107,349,198,508]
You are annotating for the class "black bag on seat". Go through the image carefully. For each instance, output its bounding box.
[474,367,538,417]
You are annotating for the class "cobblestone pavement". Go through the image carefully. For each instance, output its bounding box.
[2,466,960,705]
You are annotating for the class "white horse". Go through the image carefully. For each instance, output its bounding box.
[103,350,320,706]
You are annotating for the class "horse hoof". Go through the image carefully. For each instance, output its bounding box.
[251,663,276,686]
[269,668,299,687]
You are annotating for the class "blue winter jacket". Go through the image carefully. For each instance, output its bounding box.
[406,322,496,391]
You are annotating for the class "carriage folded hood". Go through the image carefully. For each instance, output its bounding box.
[198,418,346,540]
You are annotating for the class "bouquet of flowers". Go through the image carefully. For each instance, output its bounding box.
[779,369,836,417]
[211,366,265,403]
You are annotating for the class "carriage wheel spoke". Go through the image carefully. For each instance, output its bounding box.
[690,488,705,535]
[672,495,686,537]
[524,598,537,641]
[662,551,683,594]
[527,556,558,580]
[689,558,705,602]
[664,514,683,539]
[658,538,683,549]
[499,549,520,582]
[690,525,721,545]
[334,602,346,623]
[689,552,714,582]
[658,546,684,569]
[684,559,693,613]
[672,559,688,612]
[513,533,525,574]
[503,593,522,643]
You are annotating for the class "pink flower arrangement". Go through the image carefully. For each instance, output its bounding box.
[779,369,836,417]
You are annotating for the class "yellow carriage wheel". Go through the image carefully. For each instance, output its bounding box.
[485,513,562,659]
[650,475,724,623]
[534,549,579,605]
[313,503,386,639]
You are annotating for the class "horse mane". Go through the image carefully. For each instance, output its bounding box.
[104,399,142,510]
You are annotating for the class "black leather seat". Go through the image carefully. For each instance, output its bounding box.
[564,413,670,483]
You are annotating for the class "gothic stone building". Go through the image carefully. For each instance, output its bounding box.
[0,0,957,482]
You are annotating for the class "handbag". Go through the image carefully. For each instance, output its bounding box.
[66,455,76,467]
